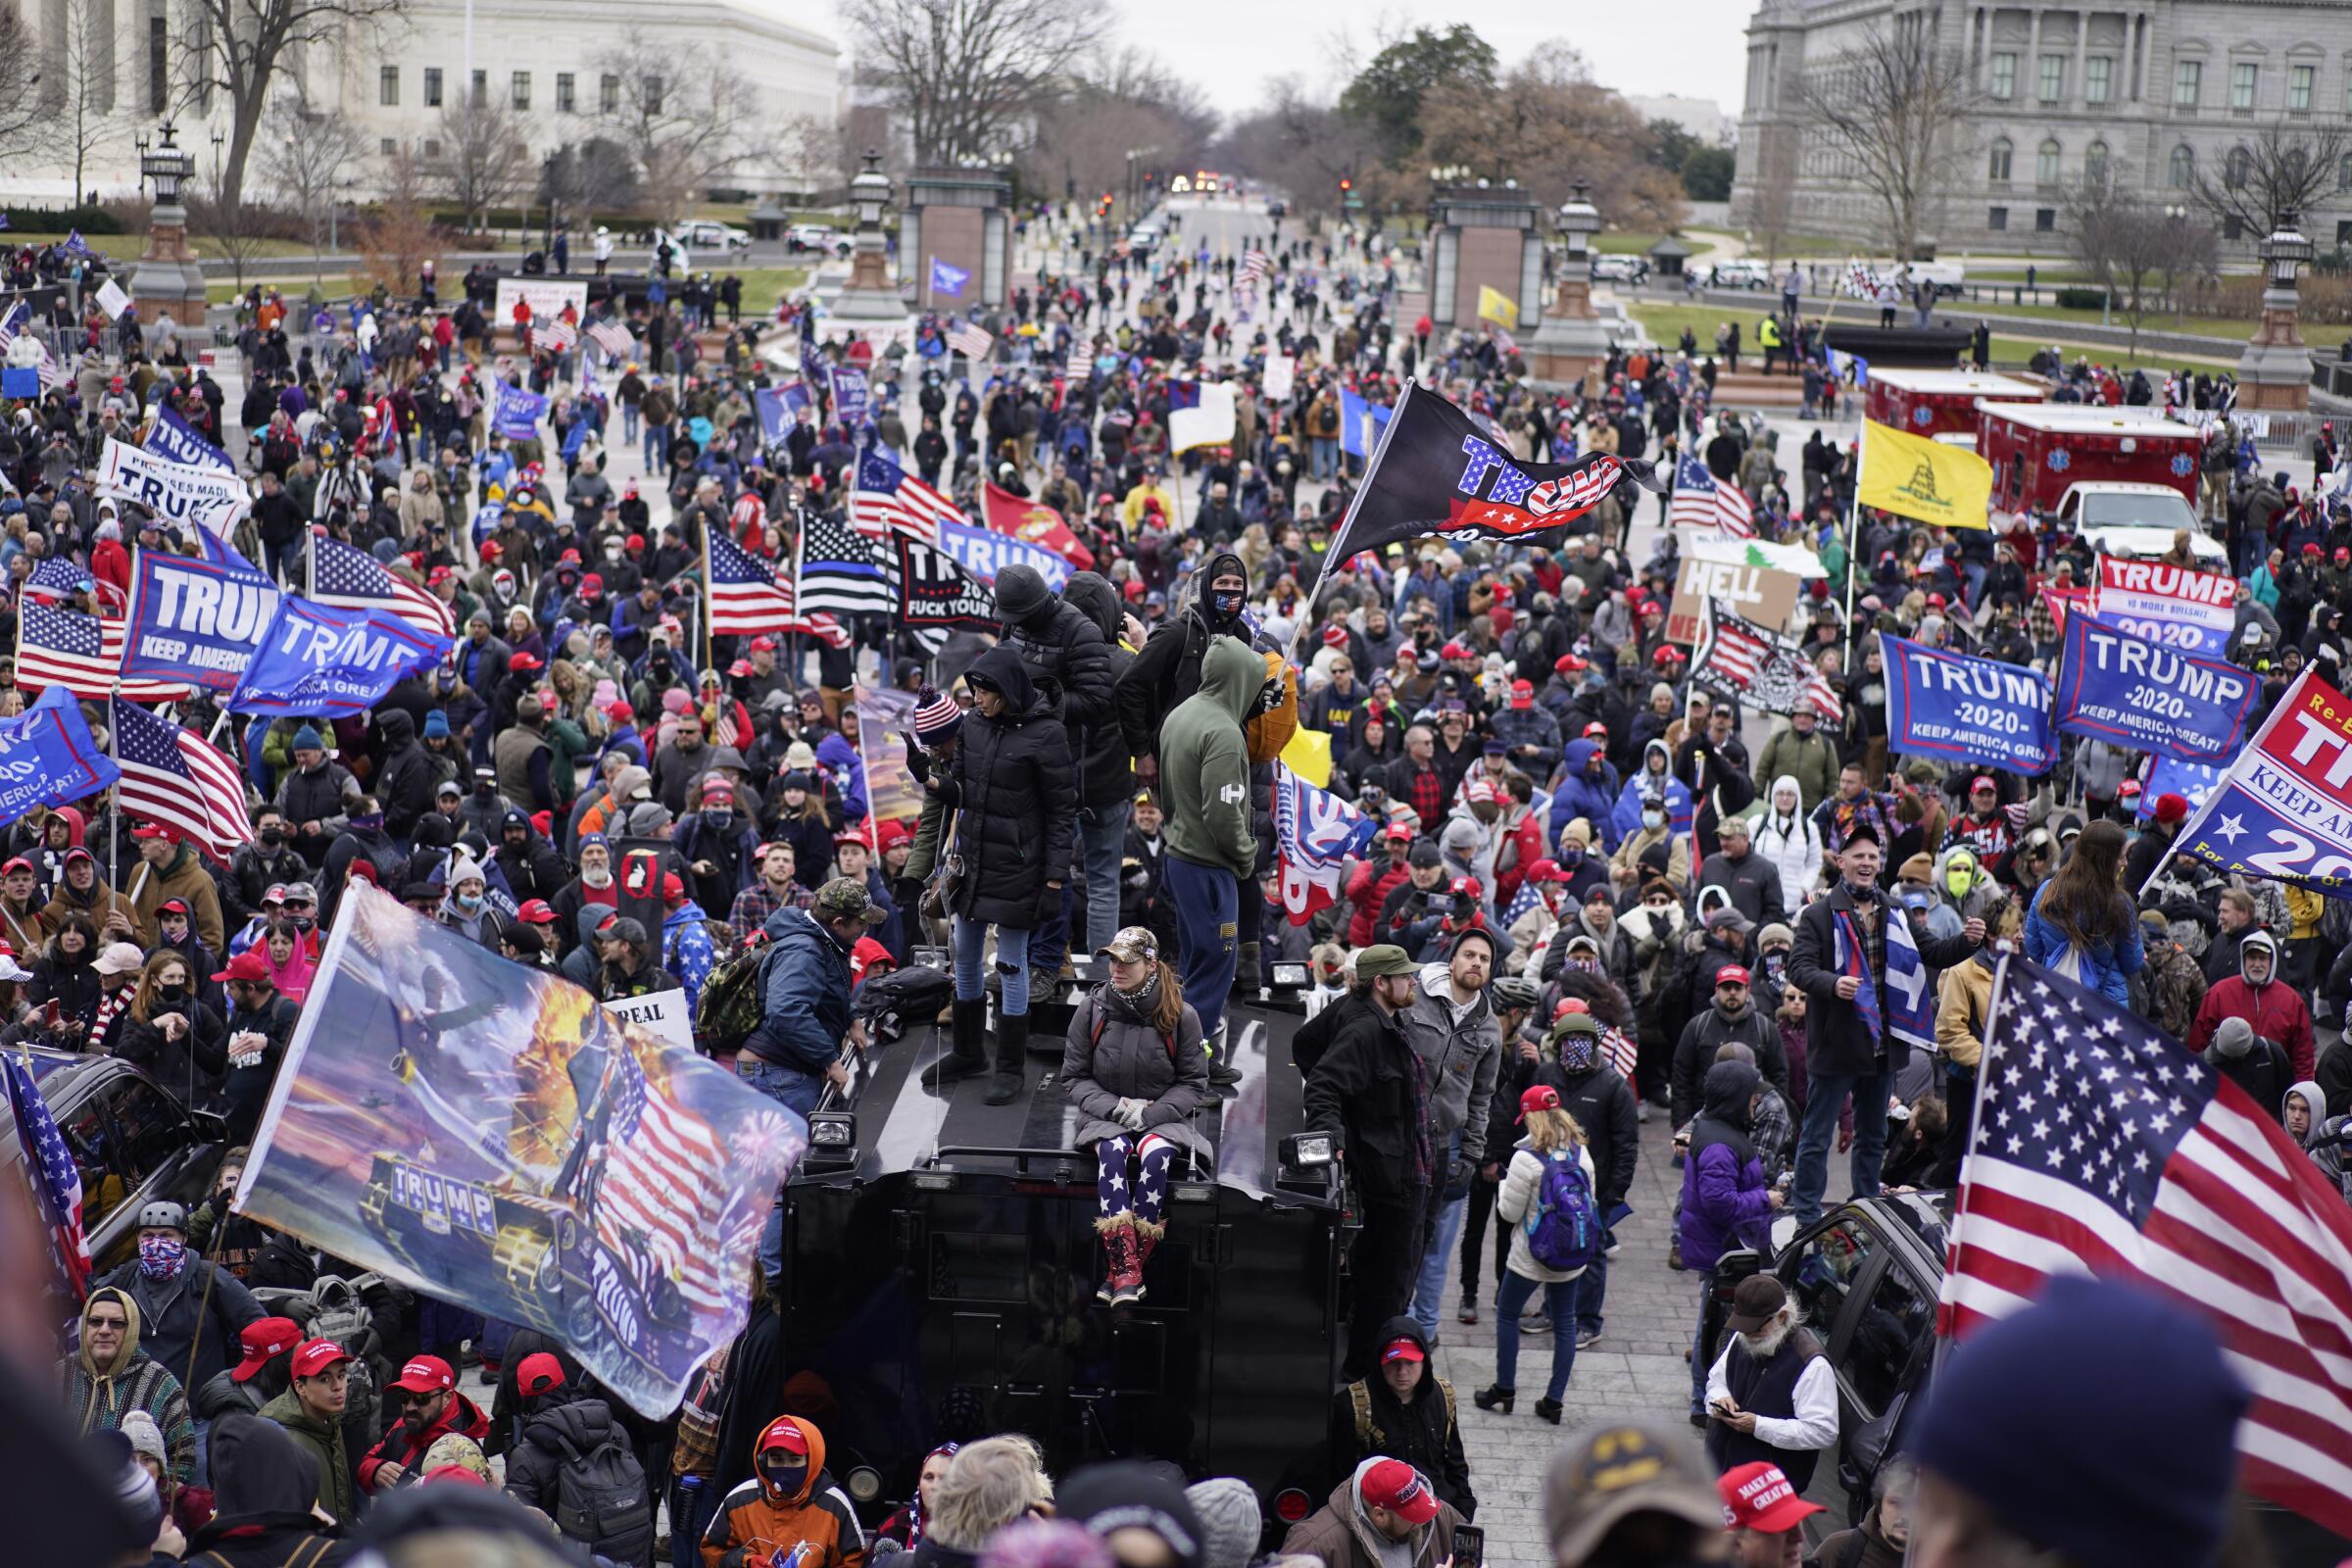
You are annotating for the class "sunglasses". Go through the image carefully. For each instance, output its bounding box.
[86,1315,127,1330]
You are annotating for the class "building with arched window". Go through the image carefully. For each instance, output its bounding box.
[1732,0,2349,254]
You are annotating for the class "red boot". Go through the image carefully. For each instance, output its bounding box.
[1124,1219,1164,1305]
[1096,1214,1138,1304]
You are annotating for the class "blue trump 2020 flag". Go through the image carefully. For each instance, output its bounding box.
[122,549,283,691]
[147,407,235,471]
[492,379,548,441]
[929,257,970,297]
[227,596,455,717]
[830,366,870,427]
[1879,630,2056,776]
[2053,613,2257,763]
[753,383,812,447]
[0,685,119,830]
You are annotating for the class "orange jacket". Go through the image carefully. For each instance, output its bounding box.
[702,1416,866,1568]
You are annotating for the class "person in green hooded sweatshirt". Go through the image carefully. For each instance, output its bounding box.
[261,1337,357,1526]
[1156,634,1261,1054]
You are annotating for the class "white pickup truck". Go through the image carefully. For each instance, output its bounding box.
[2056,481,2229,569]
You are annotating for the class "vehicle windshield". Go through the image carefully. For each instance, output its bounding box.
[1878,1190,1952,1256]
[2077,489,2198,531]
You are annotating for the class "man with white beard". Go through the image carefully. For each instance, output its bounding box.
[1702,1275,1838,1490]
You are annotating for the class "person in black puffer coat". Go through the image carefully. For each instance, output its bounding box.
[925,646,1077,1107]
[501,1364,654,1567]
[1058,571,1139,958]
[993,563,1113,975]
[372,708,438,841]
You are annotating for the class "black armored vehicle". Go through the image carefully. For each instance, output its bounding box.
[776,990,1349,1532]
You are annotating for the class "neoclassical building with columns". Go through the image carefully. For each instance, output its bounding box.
[1730,0,2352,255]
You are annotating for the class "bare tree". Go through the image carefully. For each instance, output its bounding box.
[40,0,125,206]
[2189,118,2351,239]
[545,137,642,224]
[1019,44,1217,205]
[0,4,45,159]
[173,0,407,220]
[1740,125,1801,270]
[1797,17,1978,263]
[2067,168,2199,356]
[589,34,758,207]
[433,95,533,233]
[846,0,1103,166]
[1415,42,1685,231]
[355,151,443,299]
[1218,75,1382,218]
[258,91,364,274]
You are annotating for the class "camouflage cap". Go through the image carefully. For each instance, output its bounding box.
[814,876,883,924]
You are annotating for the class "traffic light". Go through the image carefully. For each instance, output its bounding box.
[1339,177,1351,194]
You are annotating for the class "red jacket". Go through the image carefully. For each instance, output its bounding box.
[1493,808,1545,907]
[358,1392,489,1492]
[2188,976,2315,1082]
[1347,860,1411,949]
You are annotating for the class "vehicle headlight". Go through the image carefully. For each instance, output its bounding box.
[1269,961,1309,990]
[808,1112,855,1149]
[1283,1132,1335,1170]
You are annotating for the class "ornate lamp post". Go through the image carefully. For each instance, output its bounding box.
[1528,180,1612,389]
[2238,208,2313,411]
[130,120,210,330]
[832,148,908,327]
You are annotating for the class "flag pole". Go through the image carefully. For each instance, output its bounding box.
[1930,948,2012,1385]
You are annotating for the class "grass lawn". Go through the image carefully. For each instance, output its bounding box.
[1594,231,1668,255]
[735,268,812,316]
[1690,228,1853,259]
[1623,302,2236,372]
[13,229,318,262]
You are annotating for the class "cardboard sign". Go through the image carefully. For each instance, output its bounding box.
[95,278,131,319]
[602,988,694,1051]
[1668,556,1802,644]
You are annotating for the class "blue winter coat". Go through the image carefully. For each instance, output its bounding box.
[1547,739,1623,853]
[743,906,851,1073]
[1675,1062,1775,1272]
[2024,882,2143,1006]
[1609,764,1694,845]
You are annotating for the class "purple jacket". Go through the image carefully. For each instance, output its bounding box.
[1675,1060,1774,1271]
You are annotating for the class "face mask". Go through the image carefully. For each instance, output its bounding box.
[1210,590,1245,617]
[158,983,188,1004]
[605,543,623,560]
[705,808,732,830]
[1945,868,1973,898]
[260,827,285,848]
[292,913,317,933]
[1560,844,1583,865]
[138,1235,184,1279]
[1642,809,1664,830]
[456,891,483,913]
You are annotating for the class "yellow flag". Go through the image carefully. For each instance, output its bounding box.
[1281,725,1333,789]
[1857,419,1994,530]
[1477,285,1518,331]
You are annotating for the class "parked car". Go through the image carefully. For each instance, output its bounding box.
[1,1048,229,1274]
[787,222,848,256]
[675,220,752,253]
[1127,223,1163,253]
[1709,259,1773,289]
[1265,199,1289,220]
[1590,255,1649,284]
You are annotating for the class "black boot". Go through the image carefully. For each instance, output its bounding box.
[921,999,989,1091]
[1231,940,1262,996]
[984,1011,1030,1105]
[1203,1019,1242,1089]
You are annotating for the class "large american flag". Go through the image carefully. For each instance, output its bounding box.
[1667,453,1756,538]
[111,697,255,862]
[705,526,847,649]
[18,603,189,702]
[947,319,994,361]
[1942,956,2352,1537]
[537,318,578,353]
[591,1044,732,1312]
[309,536,456,639]
[798,509,896,617]
[850,449,962,546]
[4,1054,88,1300]
[23,555,117,609]
[587,319,635,360]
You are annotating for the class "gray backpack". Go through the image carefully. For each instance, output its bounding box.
[553,1418,654,1567]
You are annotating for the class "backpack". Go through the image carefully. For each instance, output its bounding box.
[1523,1150,1601,1273]
[552,1417,655,1566]
[693,939,777,1056]
[254,1273,384,1433]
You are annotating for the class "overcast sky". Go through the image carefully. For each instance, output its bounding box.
[1102,1,1758,120]
[758,0,1759,126]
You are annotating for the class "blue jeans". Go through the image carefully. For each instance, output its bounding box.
[1792,1066,1891,1225]
[622,404,642,445]
[1030,798,1136,972]
[643,422,665,472]
[1162,855,1238,1041]
[1494,1272,1580,1401]
[739,1055,817,1281]
[953,912,1032,1015]
[1575,1248,1609,1337]
[1408,1193,1468,1341]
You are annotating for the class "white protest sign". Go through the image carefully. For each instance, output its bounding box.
[602,988,694,1051]
[97,437,250,535]
[493,276,589,326]
[95,278,132,319]
[1264,354,1296,401]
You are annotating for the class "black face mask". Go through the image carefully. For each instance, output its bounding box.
[158,983,188,1004]
[260,827,285,848]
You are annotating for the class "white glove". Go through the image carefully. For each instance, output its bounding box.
[1115,1098,1149,1130]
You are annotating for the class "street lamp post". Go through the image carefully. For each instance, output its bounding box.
[130,120,208,330]
[1526,179,1611,390]
[2237,207,2313,410]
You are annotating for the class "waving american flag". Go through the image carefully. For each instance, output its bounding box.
[4,1054,88,1301]
[1666,454,1755,539]
[309,535,456,639]
[1273,763,1378,925]
[588,1044,733,1313]
[705,527,847,649]
[1943,956,2352,1538]
[111,697,255,862]
[17,602,189,702]
[851,449,964,546]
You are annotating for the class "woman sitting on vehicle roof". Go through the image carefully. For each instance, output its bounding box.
[1061,925,1214,1308]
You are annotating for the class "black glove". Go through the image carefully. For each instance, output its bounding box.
[893,876,926,914]
[1447,1156,1474,1190]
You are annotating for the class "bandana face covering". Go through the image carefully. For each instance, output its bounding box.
[138,1235,184,1280]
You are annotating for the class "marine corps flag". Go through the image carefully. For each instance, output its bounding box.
[980,481,1096,572]
[1311,381,1659,603]
[1857,418,1993,530]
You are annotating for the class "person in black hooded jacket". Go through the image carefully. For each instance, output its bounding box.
[1057,570,1139,958]
[183,1413,352,1568]
[1113,548,1251,761]
[1326,1312,1477,1521]
[371,708,438,841]
[993,563,1113,976]
[926,645,1077,1105]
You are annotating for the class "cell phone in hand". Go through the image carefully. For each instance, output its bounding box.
[1450,1524,1485,1568]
